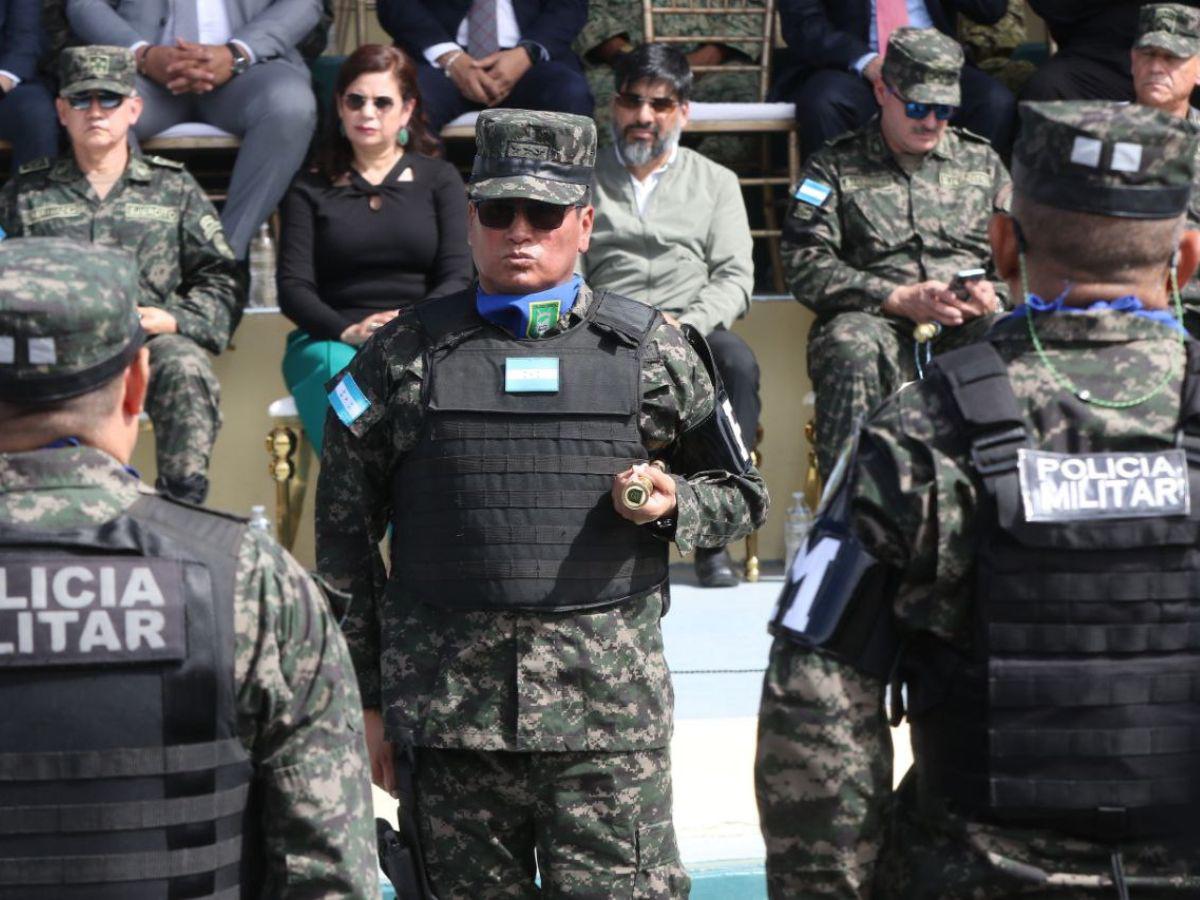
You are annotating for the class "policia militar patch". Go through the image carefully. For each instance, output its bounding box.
[0,557,186,666]
[1018,448,1190,522]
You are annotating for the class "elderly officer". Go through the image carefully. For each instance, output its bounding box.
[785,26,1010,482]
[0,46,241,505]
[757,101,1200,898]
[317,108,769,896]
[0,237,377,897]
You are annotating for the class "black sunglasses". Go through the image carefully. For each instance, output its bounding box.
[475,199,578,231]
[887,87,956,121]
[615,91,680,113]
[343,92,396,112]
[64,90,125,110]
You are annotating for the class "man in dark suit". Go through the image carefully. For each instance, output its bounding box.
[777,0,1016,158]
[1020,0,1142,102]
[0,0,59,168]
[377,0,593,133]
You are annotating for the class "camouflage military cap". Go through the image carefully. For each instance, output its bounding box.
[1135,3,1200,58]
[882,27,964,105]
[0,238,145,404]
[59,46,136,98]
[468,109,597,205]
[1013,101,1196,219]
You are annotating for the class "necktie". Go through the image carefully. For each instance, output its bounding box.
[875,0,909,56]
[467,0,500,58]
[174,0,199,42]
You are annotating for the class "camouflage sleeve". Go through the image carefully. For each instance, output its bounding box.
[783,153,897,316]
[989,150,1013,307]
[168,172,243,354]
[575,0,634,57]
[756,639,892,899]
[315,321,425,708]
[234,529,381,900]
[641,321,769,554]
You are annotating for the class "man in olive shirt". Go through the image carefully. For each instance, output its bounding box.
[0,46,242,504]
[584,43,760,587]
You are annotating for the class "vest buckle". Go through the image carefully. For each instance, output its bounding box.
[969,425,1027,476]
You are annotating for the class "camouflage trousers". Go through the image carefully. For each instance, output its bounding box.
[756,639,1200,899]
[808,311,993,481]
[411,746,690,899]
[145,333,220,503]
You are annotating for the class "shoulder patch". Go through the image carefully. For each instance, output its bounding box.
[794,178,833,207]
[145,154,184,170]
[17,157,51,175]
[328,373,372,427]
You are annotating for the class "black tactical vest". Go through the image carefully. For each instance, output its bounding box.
[0,493,258,899]
[390,289,669,612]
[907,341,1200,843]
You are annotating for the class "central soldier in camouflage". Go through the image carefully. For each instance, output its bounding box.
[783,27,1011,483]
[316,108,769,898]
[757,102,1200,898]
[0,45,242,506]
[0,237,378,898]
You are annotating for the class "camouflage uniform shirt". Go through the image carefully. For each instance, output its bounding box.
[0,444,381,898]
[317,283,770,751]
[0,154,241,354]
[758,311,1200,898]
[784,120,1011,320]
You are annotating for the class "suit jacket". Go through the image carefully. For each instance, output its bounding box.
[0,0,45,80]
[377,0,585,63]
[779,0,1005,74]
[66,0,321,66]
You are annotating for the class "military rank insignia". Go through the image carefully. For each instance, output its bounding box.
[526,299,561,338]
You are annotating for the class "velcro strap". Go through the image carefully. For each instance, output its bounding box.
[588,290,659,344]
[407,524,641,546]
[987,569,1200,602]
[932,343,1028,476]
[429,420,641,443]
[405,455,639,477]
[0,738,248,782]
[991,725,1200,759]
[989,621,1200,654]
[0,783,250,835]
[991,669,1200,708]
[990,775,1199,811]
[0,835,242,885]
[399,556,666,582]
[404,489,607,512]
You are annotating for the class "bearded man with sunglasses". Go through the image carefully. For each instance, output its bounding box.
[784,27,1010,483]
[317,108,768,897]
[0,46,241,505]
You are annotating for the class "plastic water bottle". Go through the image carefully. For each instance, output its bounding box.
[248,504,273,537]
[783,491,814,571]
[247,223,277,308]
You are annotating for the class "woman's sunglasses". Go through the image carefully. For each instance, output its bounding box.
[343,92,396,112]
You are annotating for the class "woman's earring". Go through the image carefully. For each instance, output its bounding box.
[397,126,410,147]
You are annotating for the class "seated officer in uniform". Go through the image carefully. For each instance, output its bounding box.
[784,26,1010,483]
[757,102,1200,897]
[0,46,242,505]
[317,109,769,897]
[0,237,378,898]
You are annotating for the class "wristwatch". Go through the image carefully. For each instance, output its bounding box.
[517,40,541,66]
[227,42,251,77]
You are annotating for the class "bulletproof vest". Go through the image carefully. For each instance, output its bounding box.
[907,341,1200,843]
[0,493,259,899]
[390,289,669,612]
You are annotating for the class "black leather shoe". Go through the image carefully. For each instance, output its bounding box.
[695,546,738,588]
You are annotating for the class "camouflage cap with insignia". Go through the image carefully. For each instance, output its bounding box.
[1135,3,1200,58]
[468,109,596,205]
[59,46,136,98]
[882,27,964,105]
[0,238,145,404]
[1013,100,1197,219]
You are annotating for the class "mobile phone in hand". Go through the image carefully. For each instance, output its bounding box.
[949,267,986,300]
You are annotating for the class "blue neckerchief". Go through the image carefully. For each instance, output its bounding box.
[42,436,140,478]
[1009,291,1187,334]
[476,275,582,339]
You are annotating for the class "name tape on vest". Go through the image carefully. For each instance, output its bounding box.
[1018,448,1191,522]
[0,558,186,667]
[505,357,560,393]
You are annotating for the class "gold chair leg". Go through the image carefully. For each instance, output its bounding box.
[266,425,309,551]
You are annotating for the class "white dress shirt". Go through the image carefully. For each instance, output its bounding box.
[424,0,522,64]
[624,143,680,217]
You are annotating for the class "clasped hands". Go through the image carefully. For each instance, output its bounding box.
[882,278,998,328]
[438,48,532,106]
[141,39,237,95]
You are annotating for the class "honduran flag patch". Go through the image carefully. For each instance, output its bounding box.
[794,179,832,207]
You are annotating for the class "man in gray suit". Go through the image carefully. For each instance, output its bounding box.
[65,0,320,260]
